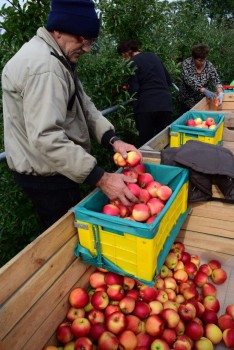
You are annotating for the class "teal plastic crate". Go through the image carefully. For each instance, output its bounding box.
[170,111,224,147]
[74,163,189,286]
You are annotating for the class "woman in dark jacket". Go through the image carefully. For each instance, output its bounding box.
[117,40,173,147]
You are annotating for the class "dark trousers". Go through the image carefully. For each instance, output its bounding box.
[179,101,190,115]
[135,111,172,147]
[13,172,81,230]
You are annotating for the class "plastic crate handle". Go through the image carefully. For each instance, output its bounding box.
[92,224,103,265]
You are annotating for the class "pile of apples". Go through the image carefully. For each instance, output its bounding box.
[101,151,173,223]
[44,242,234,350]
[185,117,217,129]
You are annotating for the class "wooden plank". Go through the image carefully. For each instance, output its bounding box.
[224,113,234,127]
[0,234,79,341]
[191,201,234,221]
[0,211,76,304]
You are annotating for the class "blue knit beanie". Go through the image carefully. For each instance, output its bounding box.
[47,0,100,38]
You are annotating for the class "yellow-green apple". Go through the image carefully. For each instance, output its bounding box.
[138,188,151,204]
[138,173,154,188]
[98,331,119,350]
[123,276,136,290]
[145,314,165,337]
[195,336,213,350]
[125,289,139,300]
[87,309,105,324]
[147,197,165,215]
[190,254,200,267]
[133,300,151,320]
[161,328,177,346]
[205,117,216,126]
[160,265,169,278]
[57,322,73,344]
[74,337,93,350]
[203,295,220,313]
[126,151,141,167]
[104,304,120,317]
[209,124,217,130]
[91,290,109,310]
[43,347,59,350]
[226,304,234,318]
[181,251,191,264]
[185,320,204,340]
[202,282,217,297]
[127,183,141,197]
[156,185,172,201]
[202,309,218,325]
[175,294,186,304]
[199,264,212,276]
[89,322,107,342]
[165,289,177,302]
[66,307,86,321]
[84,292,94,313]
[222,328,234,347]
[155,290,168,303]
[107,284,125,301]
[119,330,138,350]
[160,308,180,328]
[69,287,89,309]
[184,262,198,278]
[175,319,186,336]
[163,300,179,311]
[165,252,178,270]
[122,167,138,180]
[218,313,234,330]
[145,180,162,197]
[174,269,188,284]
[113,152,127,167]
[183,286,199,300]
[102,203,120,216]
[150,338,170,350]
[178,303,196,322]
[139,285,158,302]
[149,300,164,315]
[126,314,144,334]
[194,117,203,125]
[106,310,127,335]
[133,162,146,175]
[71,317,91,337]
[132,203,150,222]
[136,332,153,348]
[186,119,196,126]
[194,271,209,287]
[211,268,227,284]
[105,271,123,286]
[208,259,221,270]
[155,277,165,289]
[64,342,75,350]
[204,323,222,345]
[119,296,136,314]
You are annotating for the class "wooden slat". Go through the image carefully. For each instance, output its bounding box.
[191,201,234,221]
[0,211,76,304]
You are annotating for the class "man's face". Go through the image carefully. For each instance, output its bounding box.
[56,32,94,63]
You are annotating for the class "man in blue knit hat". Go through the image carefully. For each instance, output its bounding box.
[2,0,140,229]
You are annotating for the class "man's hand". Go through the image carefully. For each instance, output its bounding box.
[96,172,139,206]
[112,140,142,163]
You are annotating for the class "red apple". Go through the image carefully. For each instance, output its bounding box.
[102,203,120,216]
[173,337,191,350]
[160,308,180,328]
[138,188,151,204]
[74,337,93,350]
[145,180,162,197]
[147,197,165,216]
[132,203,150,222]
[71,317,91,337]
[89,271,106,289]
[155,290,168,303]
[194,271,209,287]
[107,284,124,301]
[89,322,107,342]
[136,332,153,348]
[174,269,188,284]
[203,295,220,313]
[113,152,127,167]
[202,309,218,325]
[205,117,216,126]
[133,300,151,320]
[175,319,186,336]
[66,307,85,321]
[122,167,138,180]
[106,311,127,335]
[149,300,164,315]
[161,328,177,346]
[190,254,200,267]
[163,300,178,311]
[126,314,144,334]
[87,309,105,324]
[184,262,198,278]
[119,296,136,314]
[134,162,146,175]
[69,287,89,309]
[57,322,73,344]
[199,264,212,276]
[119,330,138,350]
[201,282,217,297]
[181,251,191,264]
[127,183,141,197]
[185,320,204,340]
[208,259,221,270]
[138,285,158,302]
[123,276,136,290]
[126,151,141,167]
[218,313,234,330]
[104,304,120,317]
[156,185,172,201]
[211,268,227,284]
[145,314,165,337]
[186,119,196,127]
[204,323,223,345]
[223,328,234,348]
[98,331,119,350]
[226,304,234,318]
[183,286,199,300]
[138,173,154,188]
[125,289,139,300]
[105,271,123,285]
[91,290,109,310]
[178,302,196,322]
[164,277,177,290]
[165,252,178,270]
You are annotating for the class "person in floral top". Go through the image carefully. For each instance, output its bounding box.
[179,44,223,113]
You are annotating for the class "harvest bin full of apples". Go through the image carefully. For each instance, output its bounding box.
[74,151,189,285]
[170,110,225,148]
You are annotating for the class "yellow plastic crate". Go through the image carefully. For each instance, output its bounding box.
[74,164,189,285]
[170,111,224,148]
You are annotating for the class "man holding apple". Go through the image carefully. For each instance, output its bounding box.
[2,0,140,229]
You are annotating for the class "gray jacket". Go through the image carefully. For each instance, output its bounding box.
[2,27,114,183]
